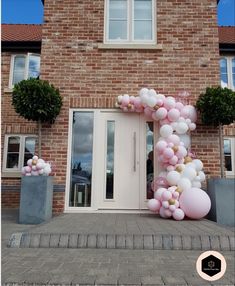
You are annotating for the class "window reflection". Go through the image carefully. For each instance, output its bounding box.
[106,121,115,199]
[220,58,228,87]
[146,122,154,199]
[24,137,36,166]
[7,136,20,169]
[224,139,232,171]
[70,112,94,207]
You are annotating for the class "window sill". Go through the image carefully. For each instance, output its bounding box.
[2,172,22,178]
[4,87,13,93]
[98,43,163,50]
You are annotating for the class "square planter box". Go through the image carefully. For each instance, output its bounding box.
[207,178,235,227]
[19,176,53,224]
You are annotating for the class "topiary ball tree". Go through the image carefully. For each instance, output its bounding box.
[196,86,235,177]
[12,78,62,157]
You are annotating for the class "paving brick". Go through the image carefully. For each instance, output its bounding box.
[143,235,153,250]
[7,232,22,248]
[153,235,163,249]
[181,235,192,250]
[78,234,88,248]
[200,235,211,250]
[68,233,79,248]
[40,233,51,248]
[116,235,125,249]
[125,235,134,249]
[119,275,141,285]
[210,236,220,250]
[87,234,97,248]
[229,236,235,251]
[162,275,187,285]
[107,234,116,249]
[49,234,60,248]
[24,270,51,284]
[20,233,31,248]
[162,235,173,250]
[134,235,143,249]
[59,234,69,248]
[172,235,182,250]
[219,236,230,251]
[191,236,202,250]
[49,273,74,284]
[72,274,96,285]
[141,276,164,285]
[29,233,41,248]
[96,275,118,285]
[97,234,107,248]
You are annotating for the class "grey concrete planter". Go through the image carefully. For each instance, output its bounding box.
[207,178,235,227]
[19,176,53,224]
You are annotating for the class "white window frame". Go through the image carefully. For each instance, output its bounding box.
[9,53,40,88]
[224,137,235,178]
[2,134,37,175]
[220,56,235,91]
[104,0,156,45]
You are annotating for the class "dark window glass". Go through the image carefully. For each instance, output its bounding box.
[146,122,154,199]
[6,137,20,169]
[106,121,115,199]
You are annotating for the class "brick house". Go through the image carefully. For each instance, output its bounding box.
[1,0,234,214]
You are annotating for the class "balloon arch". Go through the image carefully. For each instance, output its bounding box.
[116,88,211,221]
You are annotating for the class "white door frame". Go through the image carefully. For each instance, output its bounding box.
[64,109,160,213]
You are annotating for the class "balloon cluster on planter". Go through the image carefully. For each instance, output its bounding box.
[116,88,211,220]
[22,155,52,176]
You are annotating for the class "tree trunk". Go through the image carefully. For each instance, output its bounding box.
[219,124,224,178]
[38,120,42,158]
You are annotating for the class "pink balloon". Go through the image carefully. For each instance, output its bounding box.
[179,188,211,219]
[169,155,178,165]
[167,134,180,145]
[159,207,167,218]
[175,102,184,111]
[172,192,179,199]
[152,112,159,121]
[162,201,169,208]
[169,205,176,212]
[164,209,172,217]
[27,159,33,167]
[176,146,187,159]
[31,170,39,176]
[180,106,190,118]
[189,123,196,131]
[163,148,174,159]
[155,107,167,120]
[133,97,142,109]
[173,208,185,220]
[144,107,153,118]
[163,97,175,110]
[25,166,31,173]
[155,140,168,153]
[161,190,172,201]
[129,96,135,104]
[159,118,171,126]
[168,108,180,122]
[147,199,161,212]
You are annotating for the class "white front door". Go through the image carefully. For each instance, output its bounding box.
[96,112,143,209]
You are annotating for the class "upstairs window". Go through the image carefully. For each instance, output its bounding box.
[3,135,37,174]
[220,57,235,91]
[9,53,40,88]
[105,0,156,44]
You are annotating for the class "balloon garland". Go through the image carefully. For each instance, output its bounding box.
[22,155,52,176]
[116,88,211,221]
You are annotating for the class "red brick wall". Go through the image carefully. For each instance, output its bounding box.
[2,0,225,212]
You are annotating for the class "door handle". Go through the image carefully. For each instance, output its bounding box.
[133,132,136,172]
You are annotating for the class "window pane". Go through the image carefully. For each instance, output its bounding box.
[106,121,115,199]
[109,0,127,19]
[134,0,152,20]
[12,56,26,85]
[224,139,231,154]
[220,58,228,86]
[225,156,232,171]
[7,154,19,169]
[24,137,36,166]
[134,20,152,40]
[109,20,127,40]
[28,55,40,79]
[70,112,94,207]
[7,137,20,152]
[232,58,235,87]
[146,122,154,199]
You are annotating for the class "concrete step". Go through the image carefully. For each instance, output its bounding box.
[7,232,234,251]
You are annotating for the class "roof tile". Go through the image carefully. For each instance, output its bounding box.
[1,24,42,42]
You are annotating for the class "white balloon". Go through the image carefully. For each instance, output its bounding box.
[139,88,148,97]
[154,188,167,200]
[147,96,157,108]
[166,171,181,186]
[160,125,173,138]
[117,95,123,103]
[178,134,191,149]
[177,178,192,192]
[148,89,157,97]
[182,166,197,181]
[175,122,189,135]
[192,181,202,188]
[193,159,203,171]
[198,171,206,182]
